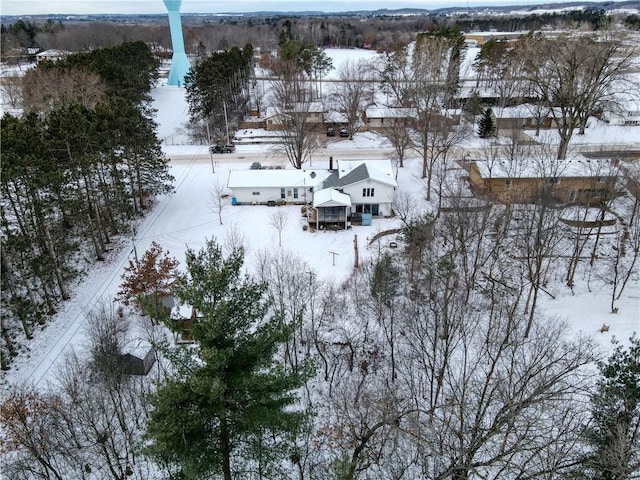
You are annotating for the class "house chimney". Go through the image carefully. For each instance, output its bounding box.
[329,156,333,170]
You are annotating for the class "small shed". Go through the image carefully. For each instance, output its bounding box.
[119,339,155,375]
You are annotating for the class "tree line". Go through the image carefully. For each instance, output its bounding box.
[2,9,639,63]
[0,41,174,369]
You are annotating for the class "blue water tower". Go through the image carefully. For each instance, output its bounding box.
[163,0,191,86]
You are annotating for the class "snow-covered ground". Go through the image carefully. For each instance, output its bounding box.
[1,48,639,392]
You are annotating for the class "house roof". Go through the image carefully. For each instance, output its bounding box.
[365,107,418,120]
[227,169,330,189]
[323,161,398,189]
[473,157,616,179]
[313,188,352,207]
[491,104,551,119]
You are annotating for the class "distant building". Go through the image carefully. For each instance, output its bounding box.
[467,156,618,205]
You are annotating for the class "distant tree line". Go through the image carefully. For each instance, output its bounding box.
[0,41,173,369]
[2,8,638,62]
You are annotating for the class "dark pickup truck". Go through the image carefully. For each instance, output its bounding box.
[210,144,236,154]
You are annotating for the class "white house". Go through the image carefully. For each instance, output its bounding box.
[321,160,397,217]
[227,159,398,228]
[601,97,640,126]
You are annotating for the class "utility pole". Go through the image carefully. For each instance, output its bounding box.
[223,100,230,145]
[131,224,139,262]
[206,121,215,173]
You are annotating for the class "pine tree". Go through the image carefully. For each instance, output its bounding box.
[581,335,640,479]
[144,240,309,480]
[478,107,496,138]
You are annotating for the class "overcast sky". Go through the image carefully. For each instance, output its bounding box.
[2,0,594,16]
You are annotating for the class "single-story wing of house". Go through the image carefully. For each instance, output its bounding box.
[227,168,331,205]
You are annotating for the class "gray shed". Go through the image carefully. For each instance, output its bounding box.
[119,340,156,375]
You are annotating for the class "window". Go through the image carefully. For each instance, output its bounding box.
[280,188,285,199]
[505,179,512,187]
[568,190,577,202]
[363,188,375,197]
[547,177,560,184]
[252,191,260,196]
[293,188,298,199]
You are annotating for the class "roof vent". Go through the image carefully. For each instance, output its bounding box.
[310,172,316,178]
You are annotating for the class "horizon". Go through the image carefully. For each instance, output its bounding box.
[1,0,617,16]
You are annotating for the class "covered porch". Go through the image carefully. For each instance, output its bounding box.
[312,188,351,230]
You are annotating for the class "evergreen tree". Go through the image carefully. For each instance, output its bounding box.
[144,240,309,480]
[478,107,496,138]
[581,336,640,480]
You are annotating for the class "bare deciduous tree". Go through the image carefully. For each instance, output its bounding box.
[522,33,637,160]
[269,75,324,169]
[330,58,373,140]
[268,209,289,247]
[210,180,230,225]
[22,65,106,114]
[380,119,414,171]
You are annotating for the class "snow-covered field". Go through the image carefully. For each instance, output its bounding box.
[1,48,639,393]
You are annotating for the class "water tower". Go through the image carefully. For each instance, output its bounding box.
[163,0,190,86]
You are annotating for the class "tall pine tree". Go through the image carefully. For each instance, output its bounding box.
[478,107,496,138]
[581,336,640,480]
[144,240,309,480]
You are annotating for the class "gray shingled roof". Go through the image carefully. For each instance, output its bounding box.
[322,163,370,189]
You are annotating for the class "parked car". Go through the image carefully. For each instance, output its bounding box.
[250,162,262,170]
[326,127,335,137]
[210,144,236,154]
[339,127,349,137]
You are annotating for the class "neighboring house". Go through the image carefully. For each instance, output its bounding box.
[36,49,71,63]
[467,157,618,205]
[600,98,640,126]
[463,31,534,46]
[264,102,325,131]
[363,107,418,128]
[227,159,398,229]
[493,104,553,130]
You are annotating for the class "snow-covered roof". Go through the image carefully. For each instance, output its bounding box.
[336,160,398,186]
[365,107,418,120]
[324,111,348,124]
[36,49,70,58]
[474,157,617,179]
[492,104,551,119]
[227,169,330,189]
[313,188,352,208]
